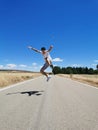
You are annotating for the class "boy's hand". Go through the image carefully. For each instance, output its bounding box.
[48,45,53,52]
[50,45,53,48]
[28,46,32,49]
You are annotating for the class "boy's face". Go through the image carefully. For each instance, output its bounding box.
[41,49,46,54]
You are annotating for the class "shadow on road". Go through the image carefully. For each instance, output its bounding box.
[21,91,44,96]
[6,90,44,96]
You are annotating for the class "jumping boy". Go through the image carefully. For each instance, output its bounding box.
[28,45,54,81]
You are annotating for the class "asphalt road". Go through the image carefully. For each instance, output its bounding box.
[0,76,98,130]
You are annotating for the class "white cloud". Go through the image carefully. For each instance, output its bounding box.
[0,64,17,69]
[92,64,97,66]
[72,64,82,67]
[33,66,38,70]
[52,58,63,62]
[53,64,58,67]
[31,63,41,71]
[0,63,42,72]
[32,62,37,66]
[94,60,98,63]
[0,65,4,69]
[6,64,17,68]
[40,65,42,68]
[19,64,27,68]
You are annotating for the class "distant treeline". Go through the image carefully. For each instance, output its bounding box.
[53,66,98,74]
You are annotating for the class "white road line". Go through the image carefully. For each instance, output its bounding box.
[0,76,42,92]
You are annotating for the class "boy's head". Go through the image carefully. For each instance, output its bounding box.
[41,47,46,51]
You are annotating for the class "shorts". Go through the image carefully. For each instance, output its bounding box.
[41,62,49,71]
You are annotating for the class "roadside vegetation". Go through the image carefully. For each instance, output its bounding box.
[53,65,98,87]
[53,65,98,75]
[58,74,98,88]
[0,70,41,88]
[0,64,98,88]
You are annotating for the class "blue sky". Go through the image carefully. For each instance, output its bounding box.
[0,0,98,71]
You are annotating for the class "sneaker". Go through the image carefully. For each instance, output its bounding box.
[47,77,51,82]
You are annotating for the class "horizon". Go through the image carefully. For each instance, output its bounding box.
[0,64,97,72]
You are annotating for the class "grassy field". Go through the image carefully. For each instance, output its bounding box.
[0,71,41,88]
[1,71,98,88]
[58,74,98,88]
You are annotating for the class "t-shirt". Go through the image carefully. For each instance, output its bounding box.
[41,51,52,61]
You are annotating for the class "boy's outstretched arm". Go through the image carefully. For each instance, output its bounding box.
[48,45,53,52]
[28,46,41,53]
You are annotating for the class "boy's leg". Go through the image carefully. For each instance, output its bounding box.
[45,59,54,74]
[45,59,54,70]
[40,63,49,78]
[49,61,54,74]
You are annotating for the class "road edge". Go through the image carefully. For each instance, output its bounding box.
[0,76,42,92]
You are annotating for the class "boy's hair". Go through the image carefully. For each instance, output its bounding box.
[41,47,46,51]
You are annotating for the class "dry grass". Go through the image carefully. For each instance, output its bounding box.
[0,71,41,88]
[58,74,98,88]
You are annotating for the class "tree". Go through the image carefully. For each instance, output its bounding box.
[53,66,61,74]
[72,67,78,74]
[65,67,73,74]
[96,64,98,70]
[61,67,66,74]
[85,67,89,74]
[88,68,94,74]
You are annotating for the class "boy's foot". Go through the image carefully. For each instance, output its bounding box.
[47,77,51,82]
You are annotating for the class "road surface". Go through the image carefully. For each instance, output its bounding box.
[0,76,98,130]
